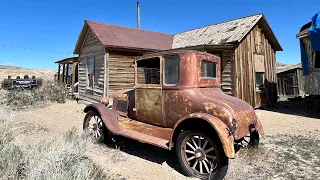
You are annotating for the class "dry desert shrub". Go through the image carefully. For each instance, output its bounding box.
[25,128,107,180]
[0,110,24,180]
[0,112,108,180]
[5,80,69,108]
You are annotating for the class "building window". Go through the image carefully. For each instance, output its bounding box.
[164,56,180,85]
[87,57,94,88]
[136,58,160,85]
[315,51,320,68]
[201,60,217,78]
[256,72,265,90]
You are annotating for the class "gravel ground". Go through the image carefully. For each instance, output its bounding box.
[2,100,320,180]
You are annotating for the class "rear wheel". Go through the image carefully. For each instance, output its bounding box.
[83,110,108,143]
[176,130,228,180]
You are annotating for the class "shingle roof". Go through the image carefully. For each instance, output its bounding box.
[172,14,262,49]
[74,13,282,54]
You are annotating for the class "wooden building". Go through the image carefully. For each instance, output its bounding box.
[55,57,79,94]
[73,20,173,104]
[172,14,282,108]
[73,13,282,108]
[296,21,320,96]
[277,66,305,97]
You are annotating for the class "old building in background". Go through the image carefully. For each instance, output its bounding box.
[296,12,320,97]
[72,13,282,108]
[276,65,305,98]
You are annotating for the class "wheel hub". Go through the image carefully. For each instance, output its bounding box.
[194,149,206,161]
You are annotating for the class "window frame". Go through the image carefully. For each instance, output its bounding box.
[313,51,320,69]
[163,55,180,86]
[255,72,265,91]
[201,59,218,79]
[135,57,162,88]
[86,56,95,89]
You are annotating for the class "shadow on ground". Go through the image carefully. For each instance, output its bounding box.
[262,97,320,119]
[103,134,182,173]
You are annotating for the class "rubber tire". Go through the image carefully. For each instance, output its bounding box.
[250,130,260,147]
[83,110,108,143]
[176,130,229,180]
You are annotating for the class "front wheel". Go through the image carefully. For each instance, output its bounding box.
[176,130,228,180]
[83,110,108,143]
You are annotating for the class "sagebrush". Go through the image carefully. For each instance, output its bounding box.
[5,80,69,108]
[0,110,107,180]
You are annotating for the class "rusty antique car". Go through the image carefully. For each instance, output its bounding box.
[83,50,264,180]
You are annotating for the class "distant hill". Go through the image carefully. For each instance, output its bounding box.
[0,65,56,81]
[0,65,26,70]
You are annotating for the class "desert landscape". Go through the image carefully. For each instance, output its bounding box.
[0,65,56,81]
[0,66,319,180]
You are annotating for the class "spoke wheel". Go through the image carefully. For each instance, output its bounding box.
[176,131,228,180]
[83,110,107,143]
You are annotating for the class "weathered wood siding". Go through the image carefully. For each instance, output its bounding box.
[78,29,105,104]
[234,25,277,107]
[108,51,141,97]
[221,51,234,95]
[301,37,320,95]
[277,69,304,97]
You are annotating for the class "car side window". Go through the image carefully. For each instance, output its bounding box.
[201,60,217,78]
[136,57,161,85]
[164,56,180,85]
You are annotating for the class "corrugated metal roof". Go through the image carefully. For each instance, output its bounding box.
[172,14,263,49]
[86,21,174,51]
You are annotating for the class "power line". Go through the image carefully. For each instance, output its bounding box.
[1,44,73,55]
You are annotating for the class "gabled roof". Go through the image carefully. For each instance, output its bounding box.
[73,21,174,54]
[172,13,283,51]
[74,13,282,54]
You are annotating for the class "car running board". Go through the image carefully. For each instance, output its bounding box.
[117,117,173,149]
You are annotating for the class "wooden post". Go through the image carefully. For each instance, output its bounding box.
[103,52,109,97]
[62,63,65,83]
[57,63,61,82]
[71,62,77,94]
[65,63,69,84]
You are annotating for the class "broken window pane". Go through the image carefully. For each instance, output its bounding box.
[87,57,94,88]
[137,58,160,85]
[256,72,265,90]
[315,51,320,68]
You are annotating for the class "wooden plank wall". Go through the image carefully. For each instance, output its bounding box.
[78,29,105,104]
[234,25,277,107]
[221,51,234,96]
[108,51,140,97]
[301,37,320,95]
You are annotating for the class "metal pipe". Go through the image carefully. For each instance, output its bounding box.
[137,2,140,29]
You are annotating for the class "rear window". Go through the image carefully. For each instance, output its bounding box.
[201,60,217,78]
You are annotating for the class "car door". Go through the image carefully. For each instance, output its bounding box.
[135,56,164,126]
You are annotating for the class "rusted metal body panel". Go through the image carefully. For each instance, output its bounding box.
[163,88,263,140]
[170,113,235,158]
[135,88,164,126]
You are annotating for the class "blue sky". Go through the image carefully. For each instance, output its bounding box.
[0,0,319,69]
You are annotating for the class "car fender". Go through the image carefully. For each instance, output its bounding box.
[170,113,235,158]
[84,103,124,134]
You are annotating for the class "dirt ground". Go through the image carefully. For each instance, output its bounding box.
[2,100,320,180]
